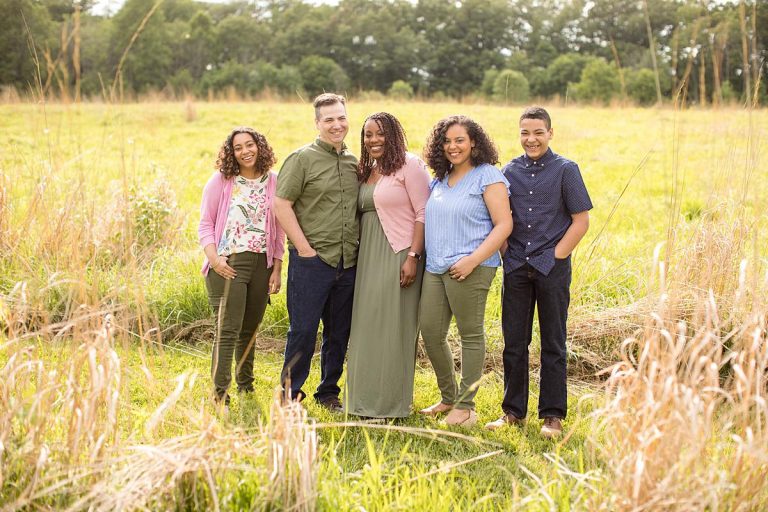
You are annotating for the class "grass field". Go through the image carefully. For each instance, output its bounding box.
[1,101,767,510]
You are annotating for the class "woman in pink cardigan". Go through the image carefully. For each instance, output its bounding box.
[345,112,431,418]
[198,127,286,408]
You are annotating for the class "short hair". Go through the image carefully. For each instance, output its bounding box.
[519,106,552,130]
[423,115,499,180]
[358,112,408,183]
[313,93,346,119]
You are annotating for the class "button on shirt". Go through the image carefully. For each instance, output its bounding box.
[502,148,592,276]
[276,138,359,268]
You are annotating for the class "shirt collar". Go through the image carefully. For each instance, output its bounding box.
[315,137,347,155]
[522,148,554,168]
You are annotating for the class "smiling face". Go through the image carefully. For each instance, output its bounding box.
[315,101,349,150]
[232,132,258,172]
[363,118,386,160]
[519,118,553,161]
[443,123,474,171]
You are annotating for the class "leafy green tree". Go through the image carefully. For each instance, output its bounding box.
[330,0,425,92]
[480,68,499,98]
[388,80,414,99]
[298,55,349,96]
[531,40,557,68]
[413,0,523,97]
[571,58,621,104]
[0,0,56,89]
[626,68,659,105]
[260,64,304,96]
[175,11,214,80]
[267,1,336,65]
[162,0,199,22]
[79,15,113,96]
[542,53,595,98]
[215,15,270,65]
[168,68,194,95]
[109,0,173,93]
[492,69,529,104]
[199,60,251,94]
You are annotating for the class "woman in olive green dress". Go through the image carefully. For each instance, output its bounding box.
[345,112,431,418]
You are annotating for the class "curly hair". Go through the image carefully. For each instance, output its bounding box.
[358,112,408,183]
[423,115,499,181]
[215,127,276,179]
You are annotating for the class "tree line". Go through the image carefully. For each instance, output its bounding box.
[1,0,765,105]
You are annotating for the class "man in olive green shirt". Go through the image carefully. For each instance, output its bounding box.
[274,93,359,412]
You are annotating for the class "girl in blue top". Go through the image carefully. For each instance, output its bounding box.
[418,115,512,427]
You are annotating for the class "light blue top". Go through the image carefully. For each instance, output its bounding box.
[425,163,510,274]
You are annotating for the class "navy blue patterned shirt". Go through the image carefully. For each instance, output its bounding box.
[502,148,592,276]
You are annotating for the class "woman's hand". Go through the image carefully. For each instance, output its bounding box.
[212,255,236,279]
[449,256,478,282]
[400,256,418,288]
[268,266,282,294]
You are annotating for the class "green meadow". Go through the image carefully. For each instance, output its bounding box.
[1,101,767,510]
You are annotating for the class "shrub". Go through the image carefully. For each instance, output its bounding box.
[721,81,737,104]
[94,178,182,264]
[252,62,304,96]
[492,69,529,104]
[570,59,621,104]
[298,56,350,97]
[387,80,414,99]
[626,68,658,105]
[543,53,595,98]
[479,69,499,98]
[199,61,251,95]
[270,65,304,96]
[168,69,194,96]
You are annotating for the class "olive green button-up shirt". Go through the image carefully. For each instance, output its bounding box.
[276,138,359,268]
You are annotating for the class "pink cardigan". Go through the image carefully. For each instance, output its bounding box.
[372,153,431,253]
[198,171,286,275]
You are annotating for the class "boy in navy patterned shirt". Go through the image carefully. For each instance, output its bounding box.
[485,107,592,438]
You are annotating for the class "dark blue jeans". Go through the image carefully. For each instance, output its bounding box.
[501,257,571,419]
[280,249,356,402]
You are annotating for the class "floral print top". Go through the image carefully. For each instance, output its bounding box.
[218,173,269,256]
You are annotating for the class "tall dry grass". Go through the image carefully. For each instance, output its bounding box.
[0,307,318,511]
[587,214,768,510]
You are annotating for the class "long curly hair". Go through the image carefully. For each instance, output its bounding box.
[423,115,499,180]
[358,112,408,183]
[215,127,276,179]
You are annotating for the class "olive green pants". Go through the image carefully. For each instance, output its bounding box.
[205,252,270,403]
[419,266,496,410]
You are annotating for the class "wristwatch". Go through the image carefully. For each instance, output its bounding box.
[407,251,421,260]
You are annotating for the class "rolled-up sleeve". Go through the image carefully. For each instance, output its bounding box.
[276,152,305,201]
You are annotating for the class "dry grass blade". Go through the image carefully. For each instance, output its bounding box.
[588,217,768,511]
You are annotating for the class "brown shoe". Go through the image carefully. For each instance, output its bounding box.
[540,417,563,439]
[484,413,525,431]
[318,396,343,414]
[419,401,453,416]
[444,408,477,427]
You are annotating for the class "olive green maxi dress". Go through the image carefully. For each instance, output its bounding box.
[345,183,424,418]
